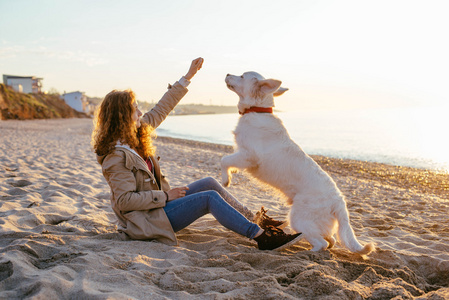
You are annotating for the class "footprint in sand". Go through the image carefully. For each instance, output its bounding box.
[0,258,13,281]
[8,179,32,188]
[6,187,28,196]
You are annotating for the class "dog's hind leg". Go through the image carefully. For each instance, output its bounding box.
[221,151,254,187]
[325,236,336,249]
[307,236,329,252]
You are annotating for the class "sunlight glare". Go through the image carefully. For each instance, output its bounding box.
[415,106,449,173]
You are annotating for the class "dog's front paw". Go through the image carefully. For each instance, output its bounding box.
[222,173,231,187]
[221,157,234,187]
[221,168,232,187]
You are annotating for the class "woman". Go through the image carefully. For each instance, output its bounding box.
[92,58,302,251]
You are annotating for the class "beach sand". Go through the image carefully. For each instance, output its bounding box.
[1,118,448,299]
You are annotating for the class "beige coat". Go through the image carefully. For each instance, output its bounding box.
[97,82,188,245]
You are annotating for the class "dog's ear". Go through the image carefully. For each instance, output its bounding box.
[258,79,282,95]
[273,87,288,97]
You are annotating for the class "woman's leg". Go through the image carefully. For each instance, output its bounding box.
[163,190,260,239]
[186,177,254,220]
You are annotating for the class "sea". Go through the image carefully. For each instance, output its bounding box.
[156,106,449,173]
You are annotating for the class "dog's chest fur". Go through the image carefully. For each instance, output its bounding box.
[232,113,302,193]
[232,112,338,198]
[233,113,289,148]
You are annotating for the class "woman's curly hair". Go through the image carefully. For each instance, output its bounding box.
[91,89,156,158]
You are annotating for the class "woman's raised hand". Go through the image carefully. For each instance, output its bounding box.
[184,57,204,80]
[166,186,189,201]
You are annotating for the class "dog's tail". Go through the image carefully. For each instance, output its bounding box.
[334,201,375,255]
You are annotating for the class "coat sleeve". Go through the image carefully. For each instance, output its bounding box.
[140,81,188,129]
[102,152,168,212]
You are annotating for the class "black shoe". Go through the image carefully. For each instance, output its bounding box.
[253,206,288,230]
[254,225,302,251]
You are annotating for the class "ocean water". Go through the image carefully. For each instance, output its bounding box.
[156,106,449,172]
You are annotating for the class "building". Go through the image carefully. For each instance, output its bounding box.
[62,91,88,113]
[2,74,43,93]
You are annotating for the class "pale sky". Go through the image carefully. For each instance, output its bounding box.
[1,0,448,111]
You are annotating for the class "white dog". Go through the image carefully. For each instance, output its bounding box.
[221,71,374,254]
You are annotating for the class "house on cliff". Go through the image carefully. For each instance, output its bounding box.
[2,74,43,94]
[62,91,88,113]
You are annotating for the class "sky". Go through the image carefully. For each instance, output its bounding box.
[1,0,448,111]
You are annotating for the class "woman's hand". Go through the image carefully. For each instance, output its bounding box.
[166,186,189,201]
[184,57,204,80]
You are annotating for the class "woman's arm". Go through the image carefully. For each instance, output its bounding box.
[141,57,204,128]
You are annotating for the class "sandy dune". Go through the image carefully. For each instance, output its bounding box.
[1,118,448,299]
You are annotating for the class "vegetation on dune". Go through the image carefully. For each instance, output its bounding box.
[0,84,87,120]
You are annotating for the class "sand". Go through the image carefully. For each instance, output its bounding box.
[1,118,448,299]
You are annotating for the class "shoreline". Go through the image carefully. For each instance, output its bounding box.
[1,118,449,298]
[2,116,447,174]
[156,107,449,173]
[157,135,449,200]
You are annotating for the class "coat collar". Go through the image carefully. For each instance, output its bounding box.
[115,142,163,188]
[115,144,155,178]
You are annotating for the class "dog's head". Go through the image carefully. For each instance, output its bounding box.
[225,71,288,114]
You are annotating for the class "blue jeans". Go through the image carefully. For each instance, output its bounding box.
[163,177,260,239]
[186,177,254,220]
